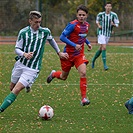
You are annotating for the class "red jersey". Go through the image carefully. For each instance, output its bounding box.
[60,19,90,56]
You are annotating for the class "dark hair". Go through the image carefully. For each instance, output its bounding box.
[77,4,88,14]
[106,2,112,5]
[29,11,42,19]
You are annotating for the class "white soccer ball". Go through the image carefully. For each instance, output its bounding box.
[39,105,54,120]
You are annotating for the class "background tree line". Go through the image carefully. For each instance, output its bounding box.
[0,0,133,36]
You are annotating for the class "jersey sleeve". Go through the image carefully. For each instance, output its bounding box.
[48,38,60,53]
[96,12,102,24]
[114,14,119,27]
[60,23,76,47]
[61,23,75,36]
[15,31,24,49]
[45,28,53,40]
[96,13,100,23]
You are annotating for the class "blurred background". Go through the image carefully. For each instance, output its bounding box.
[0,0,133,37]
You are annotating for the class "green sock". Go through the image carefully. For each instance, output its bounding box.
[102,50,107,66]
[0,92,17,112]
[92,50,102,62]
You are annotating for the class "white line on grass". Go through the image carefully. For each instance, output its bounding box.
[2,83,133,86]
[35,83,133,86]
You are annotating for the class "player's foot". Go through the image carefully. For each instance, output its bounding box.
[104,66,109,70]
[47,70,56,83]
[0,107,4,113]
[125,100,133,114]
[25,86,31,93]
[81,98,90,106]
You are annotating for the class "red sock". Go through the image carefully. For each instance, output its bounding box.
[52,71,62,79]
[80,77,87,99]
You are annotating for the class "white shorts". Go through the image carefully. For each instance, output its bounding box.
[98,35,110,44]
[11,61,39,88]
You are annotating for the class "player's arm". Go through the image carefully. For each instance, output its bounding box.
[15,48,34,60]
[47,38,60,53]
[96,22,102,29]
[47,37,69,59]
[60,23,82,51]
[60,23,76,47]
[15,33,24,60]
[111,14,119,27]
[96,13,102,29]
[15,34,33,60]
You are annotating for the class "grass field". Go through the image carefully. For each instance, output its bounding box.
[0,44,133,133]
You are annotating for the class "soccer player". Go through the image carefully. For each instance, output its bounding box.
[0,11,68,113]
[125,97,133,114]
[47,5,92,106]
[91,2,119,70]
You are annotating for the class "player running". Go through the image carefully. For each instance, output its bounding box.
[0,11,68,113]
[91,2,119,70]
[47,5,92,106]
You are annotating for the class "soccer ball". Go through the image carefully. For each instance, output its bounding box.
[38,105,54,120]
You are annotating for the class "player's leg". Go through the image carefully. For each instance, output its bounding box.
[0,82,25,113]
[75,55,90,106]
[10,82,16,91]
[0,62,22,113]
[77,63,90,106]
[91,35,103,68]
[0,67,39,113]
[47,70,61,83]
[102,36,110,70]
[47,69,70,83]
[47,59,71,83]
[91,49,102,68]
[101,44,108,70]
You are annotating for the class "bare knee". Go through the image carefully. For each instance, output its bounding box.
[80,71,86,78]
[11,82,25,95]
[60,72,69,81]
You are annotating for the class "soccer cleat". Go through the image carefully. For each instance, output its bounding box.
[25,86,31,93]
[125,100,133,114]
[0,107,4,113]
[91,61,95,68]
[104,66,109,70]
[81,98,90,106]
[47,70,56,83]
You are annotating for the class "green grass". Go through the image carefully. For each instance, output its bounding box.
[0,44,133,133]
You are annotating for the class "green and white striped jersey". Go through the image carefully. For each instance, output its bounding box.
[96,11,119,37]
[15,26,52,70]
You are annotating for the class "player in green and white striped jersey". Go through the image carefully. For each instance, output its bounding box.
[0,11,69,113]
[92,2,119,70]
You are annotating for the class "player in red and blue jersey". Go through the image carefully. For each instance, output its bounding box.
[47,5,92,106]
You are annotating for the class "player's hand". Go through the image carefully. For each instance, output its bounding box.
[98,25,102,29]
[111,21,116,27]
[87,44,92,51]
[75,44,82,51]
[58,52,69,59]
[24,52,34,60]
